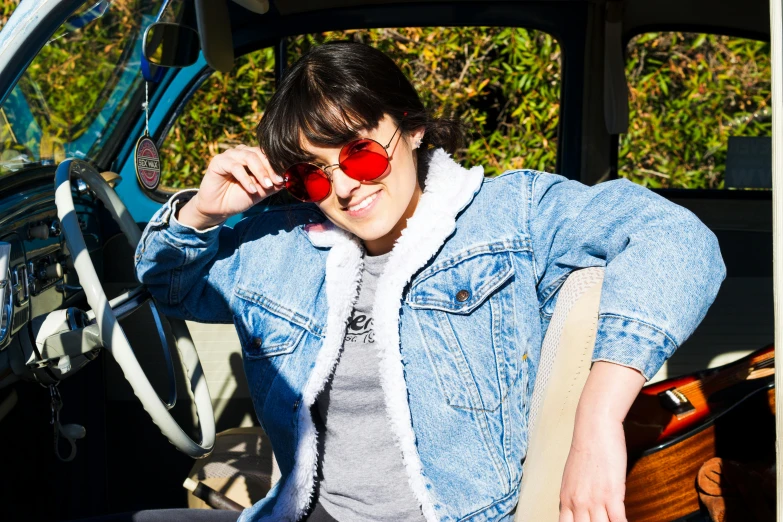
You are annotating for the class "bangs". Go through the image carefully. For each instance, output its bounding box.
[258,65,388,174]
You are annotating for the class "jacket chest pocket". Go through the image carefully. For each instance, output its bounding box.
[232,288,317,416]
[406,250,522,412]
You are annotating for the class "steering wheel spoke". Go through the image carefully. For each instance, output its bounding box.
[84,284,147,322]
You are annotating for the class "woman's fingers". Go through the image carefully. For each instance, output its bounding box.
[573,510,592,522]
[228,162,260,196]
[606,500,628,522]
[560,505,619,522]
[559,500,624,522]
[257,149,285,185]
[239,150,274,189]
[558,507,575,522]
[588,507,611,522]
[239,146,284,186]
[232,147,284,191]
[204,145,286,207]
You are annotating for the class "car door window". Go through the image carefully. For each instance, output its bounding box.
[158,47,276,191]
[619,32,771,190]
[289,29,561,178]
[158,27,562,191]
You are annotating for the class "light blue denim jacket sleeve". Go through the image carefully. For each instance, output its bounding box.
[134,189,242,324]
[528,172,726,380]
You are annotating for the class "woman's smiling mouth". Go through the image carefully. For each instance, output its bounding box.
[344,191,381,217]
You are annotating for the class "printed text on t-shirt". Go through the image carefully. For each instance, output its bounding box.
[345,309,374,344]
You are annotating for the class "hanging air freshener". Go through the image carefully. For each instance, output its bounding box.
[135,81,161,191]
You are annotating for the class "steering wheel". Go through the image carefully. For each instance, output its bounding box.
[54,158,215,458]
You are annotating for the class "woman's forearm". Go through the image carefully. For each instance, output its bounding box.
[557,361,647,521]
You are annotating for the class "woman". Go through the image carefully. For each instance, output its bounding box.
[136,41,725,522]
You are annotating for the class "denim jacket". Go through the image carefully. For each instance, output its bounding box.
[135,149,725,522]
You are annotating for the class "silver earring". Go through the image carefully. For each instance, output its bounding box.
[413,137,423,149]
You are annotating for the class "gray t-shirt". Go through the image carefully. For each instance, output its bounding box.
[315,251,426,521]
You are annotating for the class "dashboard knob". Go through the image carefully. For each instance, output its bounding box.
[49,220,61,237]
[28,223,49,240]
[42,263,63,280]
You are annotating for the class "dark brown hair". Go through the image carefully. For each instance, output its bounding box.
[256,41,463,188]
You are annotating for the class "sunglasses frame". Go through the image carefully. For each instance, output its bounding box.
[283,115,406,203]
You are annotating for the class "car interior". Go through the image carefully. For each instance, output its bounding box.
[0,0,775,521]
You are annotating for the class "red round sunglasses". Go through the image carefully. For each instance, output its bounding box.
[282,115,406,203]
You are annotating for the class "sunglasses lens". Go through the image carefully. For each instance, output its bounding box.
[284,164,331,202]
[339,139,390,181]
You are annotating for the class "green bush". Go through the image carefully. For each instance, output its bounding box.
[1,0,154,169]
[1,1,772,191]
[621,33,771,189]
[4,1,146,139]
[160,47,276,189]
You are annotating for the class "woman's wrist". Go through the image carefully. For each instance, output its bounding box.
[176,195,225,230]
[575,360,647,426]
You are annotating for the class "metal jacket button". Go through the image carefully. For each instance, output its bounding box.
[252,337,263,349]
[456,290,470,302]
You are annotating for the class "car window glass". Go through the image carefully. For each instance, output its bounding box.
[0,0,165,175]
[158,27,561,191]
[620,32,771,190]
[159,47,276,190]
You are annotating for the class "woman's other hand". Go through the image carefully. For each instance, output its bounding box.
[558,361,646,522]
[178,145,285,229]
[558,414,628,522]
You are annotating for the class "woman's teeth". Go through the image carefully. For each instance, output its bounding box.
[348,192,378,212]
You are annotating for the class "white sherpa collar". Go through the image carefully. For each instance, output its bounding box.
[261,149,484,522]
[370,149,484,521]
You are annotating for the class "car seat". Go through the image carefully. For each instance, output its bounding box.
[515,267,605,521]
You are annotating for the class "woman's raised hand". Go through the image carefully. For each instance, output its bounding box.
[177,145,285,229]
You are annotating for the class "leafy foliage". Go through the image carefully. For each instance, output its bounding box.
[160,27,562,187]
[1,0,160,172]
[160,47,276,188]
[27,1,142,141]
[156,48,264,189]
[621,33,771,189]
[0,0,772,191]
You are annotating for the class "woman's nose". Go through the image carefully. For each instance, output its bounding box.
[331,168,362,200]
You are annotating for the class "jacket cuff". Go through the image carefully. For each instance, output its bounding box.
[591,314,677,381]
[151,189,224,248]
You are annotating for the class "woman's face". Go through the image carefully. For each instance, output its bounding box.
[304,114,425,256]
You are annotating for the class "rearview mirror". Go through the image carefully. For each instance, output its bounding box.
[143,22,200,68]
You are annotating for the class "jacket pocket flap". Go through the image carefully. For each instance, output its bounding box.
[235,286,323,337]
[406,252,514,314]
[234,287,319,359]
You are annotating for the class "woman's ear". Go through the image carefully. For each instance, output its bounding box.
[410,126,426,149]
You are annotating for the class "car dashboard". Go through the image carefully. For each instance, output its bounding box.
[0,166,129,389]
